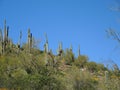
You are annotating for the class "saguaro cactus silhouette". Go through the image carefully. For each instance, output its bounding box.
[57,42,63,56]
[78,45,80,56]
[4,20,9,43]
[7,26,9,42]
[70,44,73,52]
[44,33,49,53]
[18,31,22,47]
[28,28,32,53]
[2,20,9,54]
[4,20,6,42]
[17,31,22,53]
[0,29,3,54]
[0,29,3,42]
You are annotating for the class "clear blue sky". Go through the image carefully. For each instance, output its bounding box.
[0,0,120,67]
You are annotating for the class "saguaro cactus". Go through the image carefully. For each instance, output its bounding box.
[17,31,22,53]
[4,20,6,42]
[30,33,32,48]
[59,42,62,51]
[57,42,63,56]
[70,44,73,52]
[18,31,22,47]
[0,29,3,43]
[44,33,49,53]
[4,20,8,43]
[105,71,109,83]
[78,45,80,56]
[3,20,9,54]
[0,29,3,54]
[28,28,32,53]
[7,26,9,42]
[28,29,30,44]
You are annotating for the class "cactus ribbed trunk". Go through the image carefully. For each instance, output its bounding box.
[18,31,22,47]
[17,31,22,53]
[30,33,32,49]
[28,29,31,53]
[70,44,72,52]
[57,42,62,56]
[44,33,49,53]
[28,29,32,53]
[3,20,9,54]
[78,45,80,56]
[0,29,3,54]
[105,71,108,83]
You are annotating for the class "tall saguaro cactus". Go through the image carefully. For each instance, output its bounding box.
[57,42,63,56]
[4,20,8,43]
[44,33,49,53]
[7,26,9,42]
[105,71,109,83]
[4,20,6,42]
[28,28,32,53]
[0,29,3,43]
[70,44,73,52]
[78,45,80,56]
[17,31,22,53]
[18,30,22,47]
[59,42,62,51]
[2,20,9,54]
[0,29,3,54]
[30,33,32,49]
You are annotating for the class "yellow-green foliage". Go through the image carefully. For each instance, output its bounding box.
[0,42,119,90]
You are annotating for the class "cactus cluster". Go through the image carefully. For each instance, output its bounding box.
[0,20,34,54]
[0,20,81,56]
[0,20,9,54]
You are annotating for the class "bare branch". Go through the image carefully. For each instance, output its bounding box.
[106,28,120,43]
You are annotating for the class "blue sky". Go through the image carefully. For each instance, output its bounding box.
[0,0,120,67]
